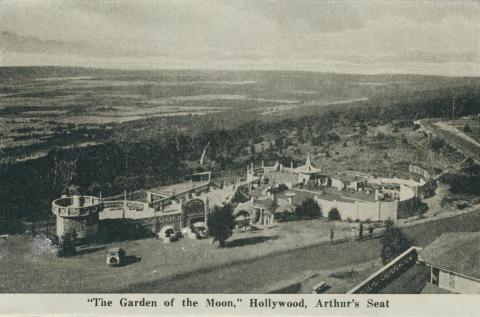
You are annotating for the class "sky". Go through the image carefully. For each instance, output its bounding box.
[0,0,479,76]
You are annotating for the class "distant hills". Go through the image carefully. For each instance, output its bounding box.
[0,30,137,58]
[0,31,85,55]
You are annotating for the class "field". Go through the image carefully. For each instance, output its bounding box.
[0,218,356,293]
[2,67,479,163]
[2,206,480,293]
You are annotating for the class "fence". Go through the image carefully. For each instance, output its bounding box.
[347,246,422,294]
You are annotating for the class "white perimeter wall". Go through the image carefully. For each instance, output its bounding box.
[316,198,397,221]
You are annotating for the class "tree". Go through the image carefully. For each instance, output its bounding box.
[463,124,472,133]
[295,198,322,219]
[208,204,235,248]
[380,222,412,264]
[328,208,341,221]
[86,182,101,196]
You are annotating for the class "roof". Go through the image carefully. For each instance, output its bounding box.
[420,232,480,280]
[150,180,209,196]
[294,155,322,174]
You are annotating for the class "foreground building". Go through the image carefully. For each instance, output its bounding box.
[418,232,480,294]
[347,232,480,294]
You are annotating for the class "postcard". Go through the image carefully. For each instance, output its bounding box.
[0,1,479,316]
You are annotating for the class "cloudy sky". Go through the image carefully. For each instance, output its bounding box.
[0,0,479,75]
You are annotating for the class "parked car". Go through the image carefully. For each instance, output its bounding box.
[158,226,181,243]
[106,247,125,267]
[192,222,208,239]
[311,281,330,294]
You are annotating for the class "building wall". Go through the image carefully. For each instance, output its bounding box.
[56,214,99,239]
[438,270,480,294]
[331,178,345,191]
[368,176,424,187]
[315,198,397,221]
[100,200,153,220]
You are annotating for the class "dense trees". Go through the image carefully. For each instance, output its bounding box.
[381,221,412,264]
[294,198,322,220]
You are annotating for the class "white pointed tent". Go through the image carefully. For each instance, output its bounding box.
[294,155,322,174]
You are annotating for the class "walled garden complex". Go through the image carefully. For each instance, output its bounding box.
[52,155,433,243]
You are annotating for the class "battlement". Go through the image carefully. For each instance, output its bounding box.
[52,195,103,218]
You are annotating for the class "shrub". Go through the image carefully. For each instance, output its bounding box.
[274,211,288,222]
[295,198,322,219]
[328,208,341,221]
[57,232,77,257]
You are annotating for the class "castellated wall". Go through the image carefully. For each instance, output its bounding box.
[315,198,398,221]
[56,213,99,239]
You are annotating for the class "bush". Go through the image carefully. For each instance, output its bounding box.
[328,208,341,221]
[294,198,322,219]
[274,211,296,222]
[97,219,155,243]
[56,232,77,257]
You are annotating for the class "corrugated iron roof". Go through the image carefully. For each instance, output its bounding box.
[420,232,480,280]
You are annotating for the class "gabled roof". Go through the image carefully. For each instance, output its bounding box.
[420,232,480,280]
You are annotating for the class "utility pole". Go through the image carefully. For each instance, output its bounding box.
[123,189,127,219]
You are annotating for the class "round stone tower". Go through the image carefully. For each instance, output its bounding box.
[52,194,103,240]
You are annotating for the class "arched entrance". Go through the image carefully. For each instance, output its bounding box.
[183,199,206,228]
